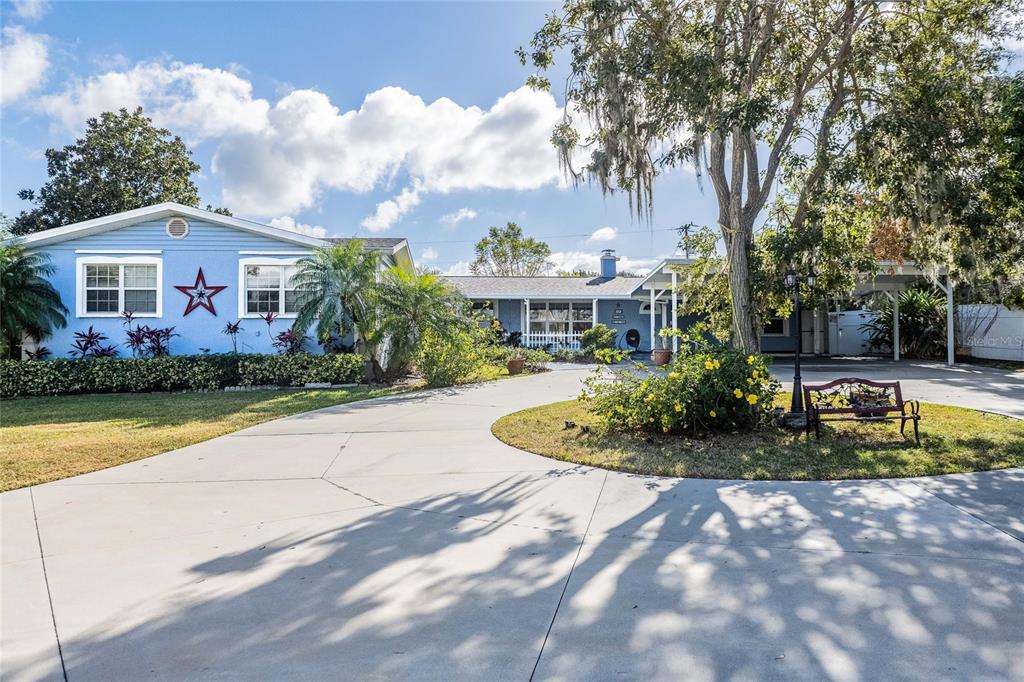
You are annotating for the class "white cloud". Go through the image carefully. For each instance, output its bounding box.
[588,226,617,242]
[269,215,327,238]
[36,57,567,218]
[360,182,423,232]
[440,207,477,226]
[213,84,564,216]
[39,61,270,140]
[547,251,661,276]
[443,260,472,276]
[420,247,438,262]
[0,27,48,105]
[12,0,49,20]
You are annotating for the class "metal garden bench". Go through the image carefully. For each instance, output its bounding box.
[802,377,921,445]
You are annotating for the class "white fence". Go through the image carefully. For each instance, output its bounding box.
[524,331,583,350]
[957,304,1024,362]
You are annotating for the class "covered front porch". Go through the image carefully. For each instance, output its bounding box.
[477,297,687,351]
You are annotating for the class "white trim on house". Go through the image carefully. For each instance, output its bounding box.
[74,249,163,254]
[237,256,302,319]
[75,255,163,319]
[17,203,329,249]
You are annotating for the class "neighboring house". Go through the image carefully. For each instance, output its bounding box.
[14,203,413,356]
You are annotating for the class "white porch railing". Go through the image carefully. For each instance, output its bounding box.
[524,331,583,350]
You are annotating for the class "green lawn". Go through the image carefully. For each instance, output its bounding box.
[492,397,1024,480]
[0,386,407,491]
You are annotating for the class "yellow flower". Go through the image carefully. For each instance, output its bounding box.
[674,404,683,412]
[746,378,754,385]
[662,426,669,433]
[607,411,613,417]
[715,359,721,369]
[668,371,679,380]
[649,417,655,423]
[746,394,758,405]
[709,409,717,418]
[747,354,755,365]
[704,360,715,370]
[683,334,690,342]
[733,388,743,398]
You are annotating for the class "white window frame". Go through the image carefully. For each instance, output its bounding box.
[524,301,592,335]
[75,255,163,318]
[760,316,790,337]
[238,257,301,319]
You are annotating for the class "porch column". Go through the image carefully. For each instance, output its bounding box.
[592,298,598,329]
[945,275,955,366]
[671,271,678,352]
[893,292,900,362]
[649,288,656,351]
[524,298,530,348]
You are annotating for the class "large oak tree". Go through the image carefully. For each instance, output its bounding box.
[522,0,1015,351]
[11,107,226,235]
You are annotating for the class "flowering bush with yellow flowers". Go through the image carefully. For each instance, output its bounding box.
[581,326,780,435]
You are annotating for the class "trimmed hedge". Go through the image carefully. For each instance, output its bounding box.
[0,353,365,399]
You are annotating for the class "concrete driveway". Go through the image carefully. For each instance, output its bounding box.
[3,363,1023,681]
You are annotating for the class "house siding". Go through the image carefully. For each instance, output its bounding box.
[33,218,319,357]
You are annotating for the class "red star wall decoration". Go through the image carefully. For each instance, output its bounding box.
[174,268,227,316]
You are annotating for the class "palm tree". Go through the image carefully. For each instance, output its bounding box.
[0,243,68,358]
[291,241,382,374]
[375,268,473,376]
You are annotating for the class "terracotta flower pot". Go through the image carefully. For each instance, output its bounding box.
[651,349,673,366]
[506,358,526,375]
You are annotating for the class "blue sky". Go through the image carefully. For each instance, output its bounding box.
[4,3,1018,274]
[1,0,709,273]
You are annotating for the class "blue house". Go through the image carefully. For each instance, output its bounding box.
[19,202,952,362]
[15,203,414,357]
[444,249,800,353]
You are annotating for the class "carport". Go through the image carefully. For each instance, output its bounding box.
[636,259,956,365]
[851,261,955,365]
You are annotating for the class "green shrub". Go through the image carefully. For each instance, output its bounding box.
[0,352,365,398]
[583,333,780,435]
[860,287,947,358]
[236,353,364,387]
[479,344,552,370]
[550,347,588,362]
[579,323,616,352]
[418,328,486,387]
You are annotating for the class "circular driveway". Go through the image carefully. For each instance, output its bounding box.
[3,364,1022,681]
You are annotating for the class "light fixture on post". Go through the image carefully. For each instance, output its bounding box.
[784,267,816,424]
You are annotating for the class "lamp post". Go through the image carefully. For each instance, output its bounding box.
[784,269,816,416]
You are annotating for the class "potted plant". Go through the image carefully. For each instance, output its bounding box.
[506,348,527,375]
[652,328,676,366]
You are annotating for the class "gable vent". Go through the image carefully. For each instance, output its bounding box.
[166,217,189,239]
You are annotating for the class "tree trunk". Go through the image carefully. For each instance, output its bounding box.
[727,219,760,353]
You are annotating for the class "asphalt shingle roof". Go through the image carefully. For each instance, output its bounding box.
[326,237,406,251]
[443,276,644,299]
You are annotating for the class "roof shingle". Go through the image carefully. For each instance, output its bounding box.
[443,275,644,299]
[326,237,407,251]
